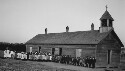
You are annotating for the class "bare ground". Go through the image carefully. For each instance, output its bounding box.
[0,58,124,71]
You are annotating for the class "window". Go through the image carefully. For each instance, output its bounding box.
[109,20,112,27]
[39,46,41,53]
[101,19,107,27]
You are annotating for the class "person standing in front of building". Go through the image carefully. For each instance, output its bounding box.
[85,56,88,67]
[76,57,80,66]
[88,57,92,68]
[92,57,96,68]
[3,50,5,58]
[72,57,75,65]
[69,55,72,65]
[74,57,77,66]
[79,57,82,66]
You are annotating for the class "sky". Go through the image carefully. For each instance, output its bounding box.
[0,0,125,45]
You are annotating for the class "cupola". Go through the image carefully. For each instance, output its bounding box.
[99,5,114,33]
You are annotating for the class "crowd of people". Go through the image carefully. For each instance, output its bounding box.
[52,55,96,68]
[26,52,52,61]
[3,49,96,68]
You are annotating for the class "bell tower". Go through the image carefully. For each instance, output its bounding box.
[99,6,114,33]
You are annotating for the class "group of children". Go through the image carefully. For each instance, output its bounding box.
[52,55,96,68]
[4,49,15,58]
[3,50,52,61]
[3,50,96,68]
[27,52,52,61]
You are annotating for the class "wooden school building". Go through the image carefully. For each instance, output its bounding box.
[26,8,124,67]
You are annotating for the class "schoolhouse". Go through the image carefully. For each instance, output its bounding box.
[26,8,124,67]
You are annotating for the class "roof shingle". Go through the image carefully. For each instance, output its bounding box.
[26,30,110,45]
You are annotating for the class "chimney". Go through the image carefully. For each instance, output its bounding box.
[45,28,47,34]
[91,23,94,31]
[66,26,69,32]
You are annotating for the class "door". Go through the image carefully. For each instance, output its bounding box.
[76,49,82,57]
[52,48,55,55]
[107,50,112,64]
[29,47,32,53]
[59,48,62,55]
[39,46,41,53]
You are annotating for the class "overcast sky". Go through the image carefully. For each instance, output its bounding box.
[0,0,125,45]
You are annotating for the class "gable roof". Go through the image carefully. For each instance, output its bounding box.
[100,10,114,21]
[98,30,124,47]
[26,30,111,45]
[110,30,124,47]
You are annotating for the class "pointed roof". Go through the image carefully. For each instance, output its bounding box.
[110,30,124,47]
[100,10,114,21]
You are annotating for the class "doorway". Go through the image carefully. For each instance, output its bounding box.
[52,48,62,55]
[29,47,32,53]
[59,48,62,55]
[107,50,112,64]
[52,48,55,55]
[38,46,41,53]
[76,49,82,57]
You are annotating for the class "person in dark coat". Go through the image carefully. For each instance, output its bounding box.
[52,55,55,62]
[88,57,90,67]
[64,55,66,64]
[88,57,92,68]
[67,55,69,64]
[69,55,72,65]
[65,55,68,64]
[60,55,63,63]
[74,57,77,66]
[61,55,65,63]
[14,51,18,59]
[92,57,96,68]
[63,55,65,64]
[26,52,30,60]
[76,57,80,66]
[85,56,89,67]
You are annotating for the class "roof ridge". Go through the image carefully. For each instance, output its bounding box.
[37,30,99,35]
[26,30,110,45]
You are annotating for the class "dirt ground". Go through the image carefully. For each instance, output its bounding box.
[0,58,124,71]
